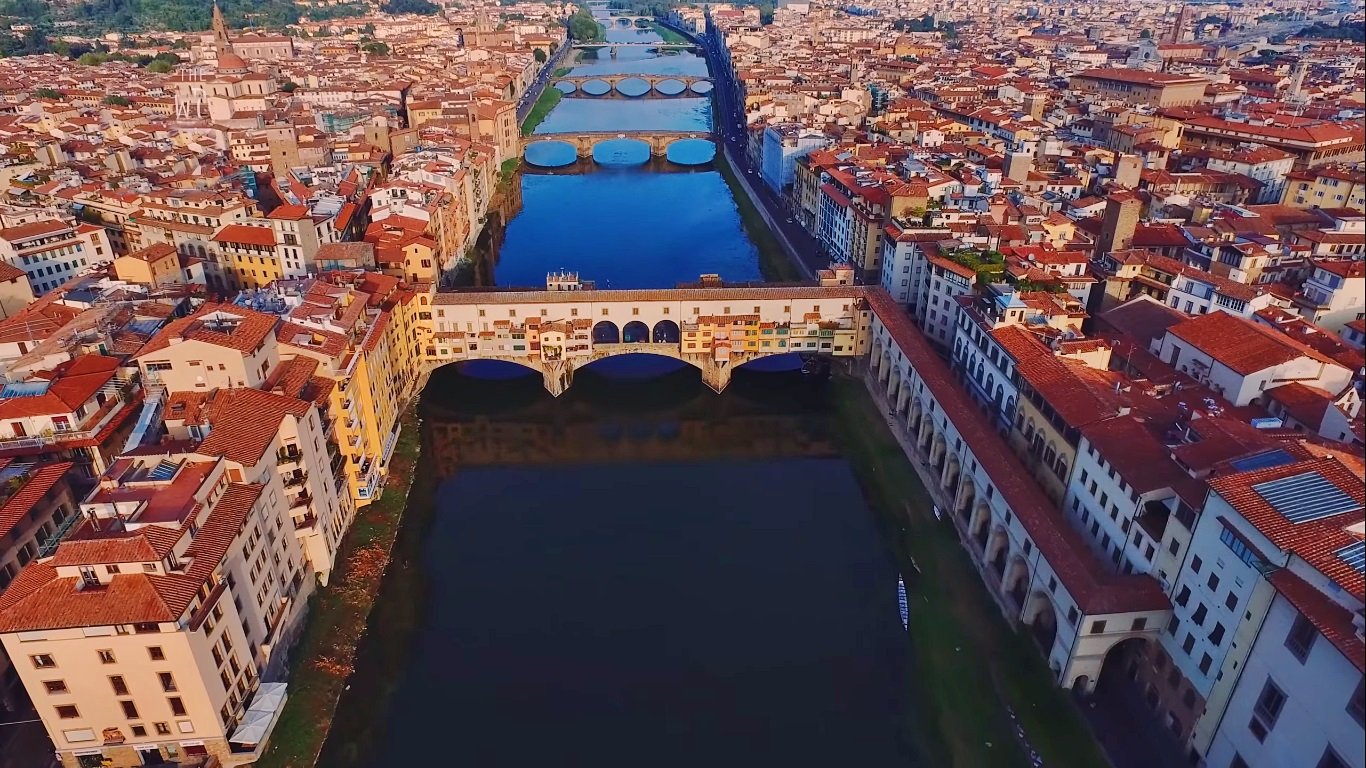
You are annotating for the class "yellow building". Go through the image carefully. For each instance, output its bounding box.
[213,223,282,290]
[1281,164,1366,210]
[112,242,184,288]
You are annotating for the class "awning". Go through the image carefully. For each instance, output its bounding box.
[229,683,288,747]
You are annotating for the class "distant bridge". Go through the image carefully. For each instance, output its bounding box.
[572,42,697,50]
[523,130,716,159]
[552,74,711,96]
[427,285,870,395]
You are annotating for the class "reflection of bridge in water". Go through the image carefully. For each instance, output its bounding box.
[519,154,714,175]
[573,42,697,51]
[427,283,870,395]
[523,130,716,160]
[553,74,712,98]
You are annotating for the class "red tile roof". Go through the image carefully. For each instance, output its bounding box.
[1166,311,1340,376]
[0,461,74,539]
[1208,457,1364,599]
[135,303,279,357]
[1268,568,1364,673]
[195,388,311,467]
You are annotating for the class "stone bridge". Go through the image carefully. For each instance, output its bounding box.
[522,130,716,159]
[571,42,696,49]
[552,74,712,96]
[427,284,872,395]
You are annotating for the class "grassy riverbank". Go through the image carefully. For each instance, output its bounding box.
[649,21,689,44]
[830,375,1107,768]
[713,146,802,282]
[521,86,563,136]
[255,408,426,768]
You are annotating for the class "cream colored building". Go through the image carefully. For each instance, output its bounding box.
[0,454,309,768]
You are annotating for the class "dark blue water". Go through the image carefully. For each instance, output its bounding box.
[381,459,913,766]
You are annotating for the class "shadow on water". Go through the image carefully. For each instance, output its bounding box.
[317,365,921,768]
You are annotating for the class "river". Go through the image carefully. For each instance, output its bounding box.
[463,14,764,290]
[315,12,917,768]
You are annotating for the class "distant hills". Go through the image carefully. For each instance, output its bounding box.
[0,0,369,34]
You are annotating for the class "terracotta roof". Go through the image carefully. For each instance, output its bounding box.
[0,355,121,420]
[212,223,277,247]
[0,461,74,539]
[135,303,278,358]
[0,481,262,633]
[195,388,311,467]
[1166,311,1340,376]
[1208,457,1364,599]
[1268,568,1364,673]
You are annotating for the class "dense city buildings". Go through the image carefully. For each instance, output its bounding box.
[0,0,1360,766]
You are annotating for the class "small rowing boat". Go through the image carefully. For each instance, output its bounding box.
[897,575,909,629]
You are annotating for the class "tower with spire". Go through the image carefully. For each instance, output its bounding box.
[211,1,232,57]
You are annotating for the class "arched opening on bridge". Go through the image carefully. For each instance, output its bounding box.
[970,501,992,550]
[655,78,687,96]
[688,81,714,95]
[579,79,612,97]
[651,320,680,344]
[592,321,620,345]
[616,17,632,26]
[1023,589,1060,656]
[941,453,960,494]
[666,138,715,165]
[615,77,650,98]
[954,480,976,526]
[574,353,693,388]
[592,138,651,166]
[553,81,577,95]
[622,321,650,343]
[523,140,578,168]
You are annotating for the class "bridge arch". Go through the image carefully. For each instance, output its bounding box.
[592,321,620,345]
[652,320,680,344]
[622,321,650,343]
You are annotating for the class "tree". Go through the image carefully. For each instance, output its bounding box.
[361,41,390,55]
[147,59,173,73]
[103,95,131,106]
[281,81,298,92]
[1139,28,1152,39]
[380,0,440,15]
[567,9,604,42]
[533,47,547,63]
[34,87,61,99]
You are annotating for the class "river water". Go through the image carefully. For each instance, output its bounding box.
[316,13,916,768]
[464,17,763,289]
[329,367,916,767]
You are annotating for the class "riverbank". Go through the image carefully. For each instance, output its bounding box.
[648,21,689,44]
[254,408,426,768]
[520,85,563,135]
[830,374,1108,768]
[713,143,801,282]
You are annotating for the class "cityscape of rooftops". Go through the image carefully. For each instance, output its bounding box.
[0,0,1360,767]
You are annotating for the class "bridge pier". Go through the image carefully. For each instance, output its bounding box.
[543,359,574,397]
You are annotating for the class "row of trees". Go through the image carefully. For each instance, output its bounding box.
[0,0,367,38]
[567,8,605,42]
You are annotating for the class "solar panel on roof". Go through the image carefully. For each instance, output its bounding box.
[1230,449,1296,472]
[148,460,179,481]
[1336,541,1366,574]
[1252,472,1362,524]
[0,381,50,399]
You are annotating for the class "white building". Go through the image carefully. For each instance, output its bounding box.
[1153,312,1354,407]
[760,123,828,194]
[0,219,113,296]
[1174,453,1364,766]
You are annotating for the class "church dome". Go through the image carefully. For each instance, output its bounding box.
[217,51,249,73]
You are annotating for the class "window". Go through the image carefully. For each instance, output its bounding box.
[98,650,116,664]
[1224,592,1238,611]
[1191,556,1202,574]
[57,705,79,719]
[1182,634,1195,654]
[1176,585,1191,607]
[110,676,128,696]
[1166,615,1180,636]
[131,725,147,737]
[43,680,67,694]
[159,673,177,693]
[1130,617,1147,631]
[1285,613,1317,662]
[155,722,171,736]
[1316,748,1348,768]
[1192,604,1207,626]
[1209,623,1225,645]
[121,700,139,719]
[1350,678,1364,727]
[31,654,55,669]
[1250,679,1286,741]
[1090,620,1107,634]
[169,697,186,716]
[1206,573,1220,591]
[148,647,165,661]
[1198,653,1212,675]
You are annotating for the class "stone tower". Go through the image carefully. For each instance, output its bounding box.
[211,1,232,56]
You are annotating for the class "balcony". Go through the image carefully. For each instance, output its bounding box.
[283,472,308,489]
[276,449,302,466]
[293,514,318,531]
[289,493,312,512]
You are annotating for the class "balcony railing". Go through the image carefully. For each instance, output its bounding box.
[276,449,302,466]
[293,514,317,531]
[283,472,308,489]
